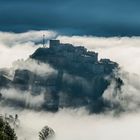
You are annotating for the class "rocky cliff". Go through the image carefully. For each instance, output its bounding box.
[0,40,123,113]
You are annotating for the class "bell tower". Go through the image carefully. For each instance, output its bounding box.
[49,40,60,48]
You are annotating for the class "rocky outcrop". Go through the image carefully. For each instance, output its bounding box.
[0,40,123,113]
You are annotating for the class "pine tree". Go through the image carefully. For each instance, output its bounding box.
[39,126,55,140]
[0,117,17,140]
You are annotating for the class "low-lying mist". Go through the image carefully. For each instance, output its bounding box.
[1,106,140,140]
[0,30,140,140]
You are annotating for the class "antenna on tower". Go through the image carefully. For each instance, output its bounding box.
[43,34,45,48]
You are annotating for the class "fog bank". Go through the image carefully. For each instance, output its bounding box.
[0,31,140,140]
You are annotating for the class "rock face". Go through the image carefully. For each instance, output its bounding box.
[0,40,123,112]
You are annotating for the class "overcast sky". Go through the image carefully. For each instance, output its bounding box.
[0,0,140,36]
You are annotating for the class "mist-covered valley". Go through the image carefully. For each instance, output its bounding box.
[0,30,140,140]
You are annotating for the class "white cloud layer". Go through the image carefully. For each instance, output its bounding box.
[1,107,140,140]
[12,59,57,76]
[0,30,56,68]
[0,31,140,140]
[1,88,44,108]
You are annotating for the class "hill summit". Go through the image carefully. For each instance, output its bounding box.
[0,40,122,113]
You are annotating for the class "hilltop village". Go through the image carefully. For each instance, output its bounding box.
[0,40,122,112]
[31,40,118,76]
